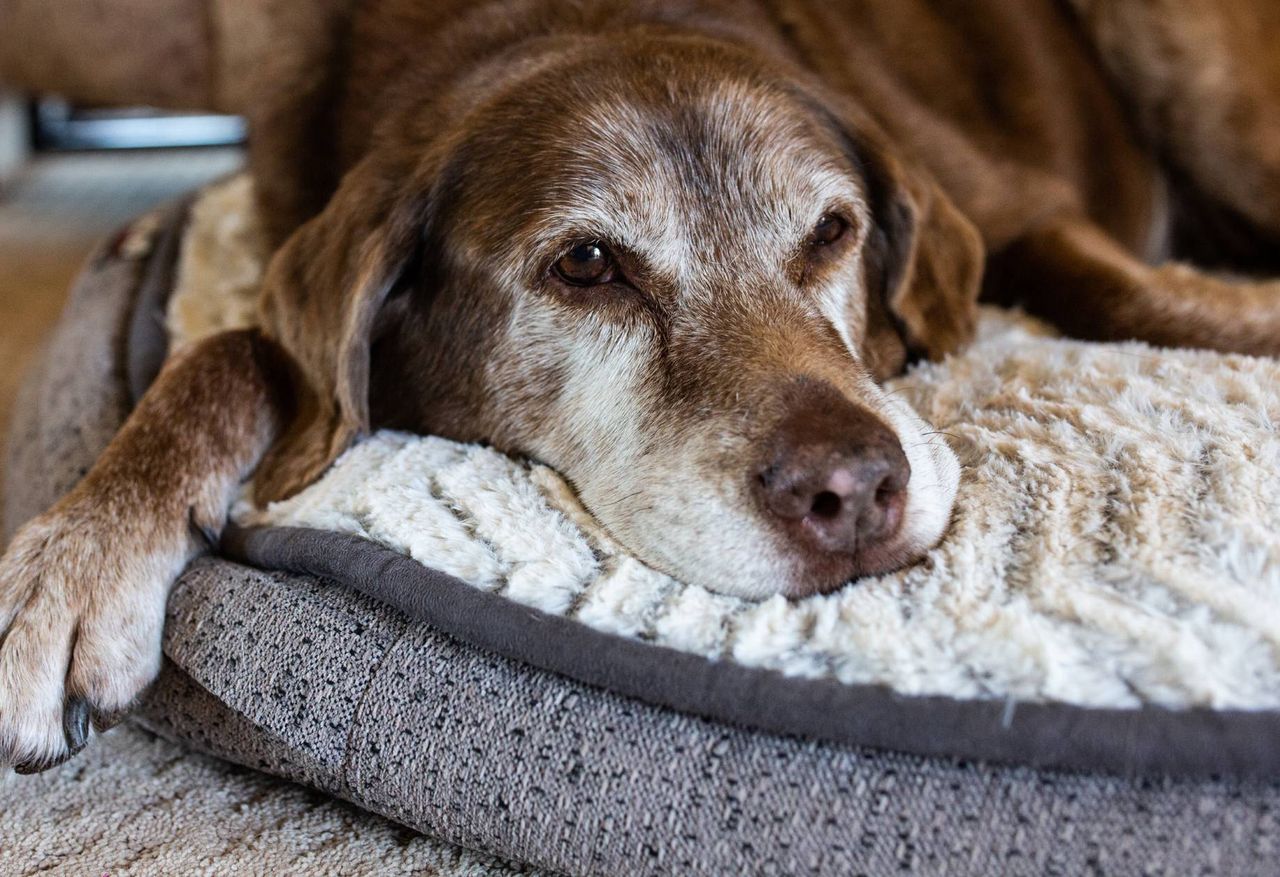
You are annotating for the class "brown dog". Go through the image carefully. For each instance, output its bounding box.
[4,0,1280,772]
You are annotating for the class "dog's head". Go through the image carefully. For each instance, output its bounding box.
[254,36,982,598]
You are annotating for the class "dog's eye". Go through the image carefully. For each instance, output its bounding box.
[554,242,616,286]
[810,214,847,246]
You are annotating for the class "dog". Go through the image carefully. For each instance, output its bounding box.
[4,0,1280,773]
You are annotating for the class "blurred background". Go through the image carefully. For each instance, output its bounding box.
[0,91,243,483]
[0,0,289,466]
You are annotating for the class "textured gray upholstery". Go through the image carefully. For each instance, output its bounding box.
[5,207,1279,876]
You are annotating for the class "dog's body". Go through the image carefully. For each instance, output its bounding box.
[4,0,1280,772]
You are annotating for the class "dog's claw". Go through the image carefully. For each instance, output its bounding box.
[63,697,91,753]
[90,707,126,734]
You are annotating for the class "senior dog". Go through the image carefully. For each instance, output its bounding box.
[3,0,1280,772]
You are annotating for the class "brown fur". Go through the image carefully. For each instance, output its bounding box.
[5,0,1280,771]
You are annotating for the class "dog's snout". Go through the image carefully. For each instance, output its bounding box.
[755,393,910,562]
[757,438,909,555]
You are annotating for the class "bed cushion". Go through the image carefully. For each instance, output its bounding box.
[4,185,1279,876]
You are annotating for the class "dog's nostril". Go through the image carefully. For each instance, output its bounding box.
[874,481,896,508]
[810,491,842,520]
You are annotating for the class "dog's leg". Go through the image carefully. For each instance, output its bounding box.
[986,219,1280,357]
[0,329,287,772]
[246,1,357,246]
[1067,0,1280,242]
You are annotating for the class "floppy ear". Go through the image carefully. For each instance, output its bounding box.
[855,130,985,365]
[252,157,428,503]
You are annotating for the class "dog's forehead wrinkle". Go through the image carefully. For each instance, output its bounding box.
[514,79,867,285]
[521,146,693,277]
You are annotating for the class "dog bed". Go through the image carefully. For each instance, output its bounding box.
[4,179,1279,875]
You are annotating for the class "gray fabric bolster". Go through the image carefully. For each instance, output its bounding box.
[221,524,1280,780]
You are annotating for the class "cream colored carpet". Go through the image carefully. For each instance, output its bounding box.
[0,726,530,876]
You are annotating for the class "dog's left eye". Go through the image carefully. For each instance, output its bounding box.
[554,242,617,286]
[810,214,847,246]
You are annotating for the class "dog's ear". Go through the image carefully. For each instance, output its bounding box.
[853,127,985,370]
[252,157,429,503]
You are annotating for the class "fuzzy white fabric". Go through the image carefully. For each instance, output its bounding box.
[167,174,266,347]
[171,177,1280,712]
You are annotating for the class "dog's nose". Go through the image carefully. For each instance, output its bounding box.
[755,399,910,557]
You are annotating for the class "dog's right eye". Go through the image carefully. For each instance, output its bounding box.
[810,214,848,247]
[554,242,616,286]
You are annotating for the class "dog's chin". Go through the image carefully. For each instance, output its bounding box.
[651,526,936,601]
[781,538,932,600]
[622,480,955,601]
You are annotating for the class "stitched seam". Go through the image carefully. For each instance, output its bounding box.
[337,623,412,792]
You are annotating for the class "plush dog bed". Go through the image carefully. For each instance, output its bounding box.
[4,180,1279,875]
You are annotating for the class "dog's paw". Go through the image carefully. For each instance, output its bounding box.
[0,499,185,773]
